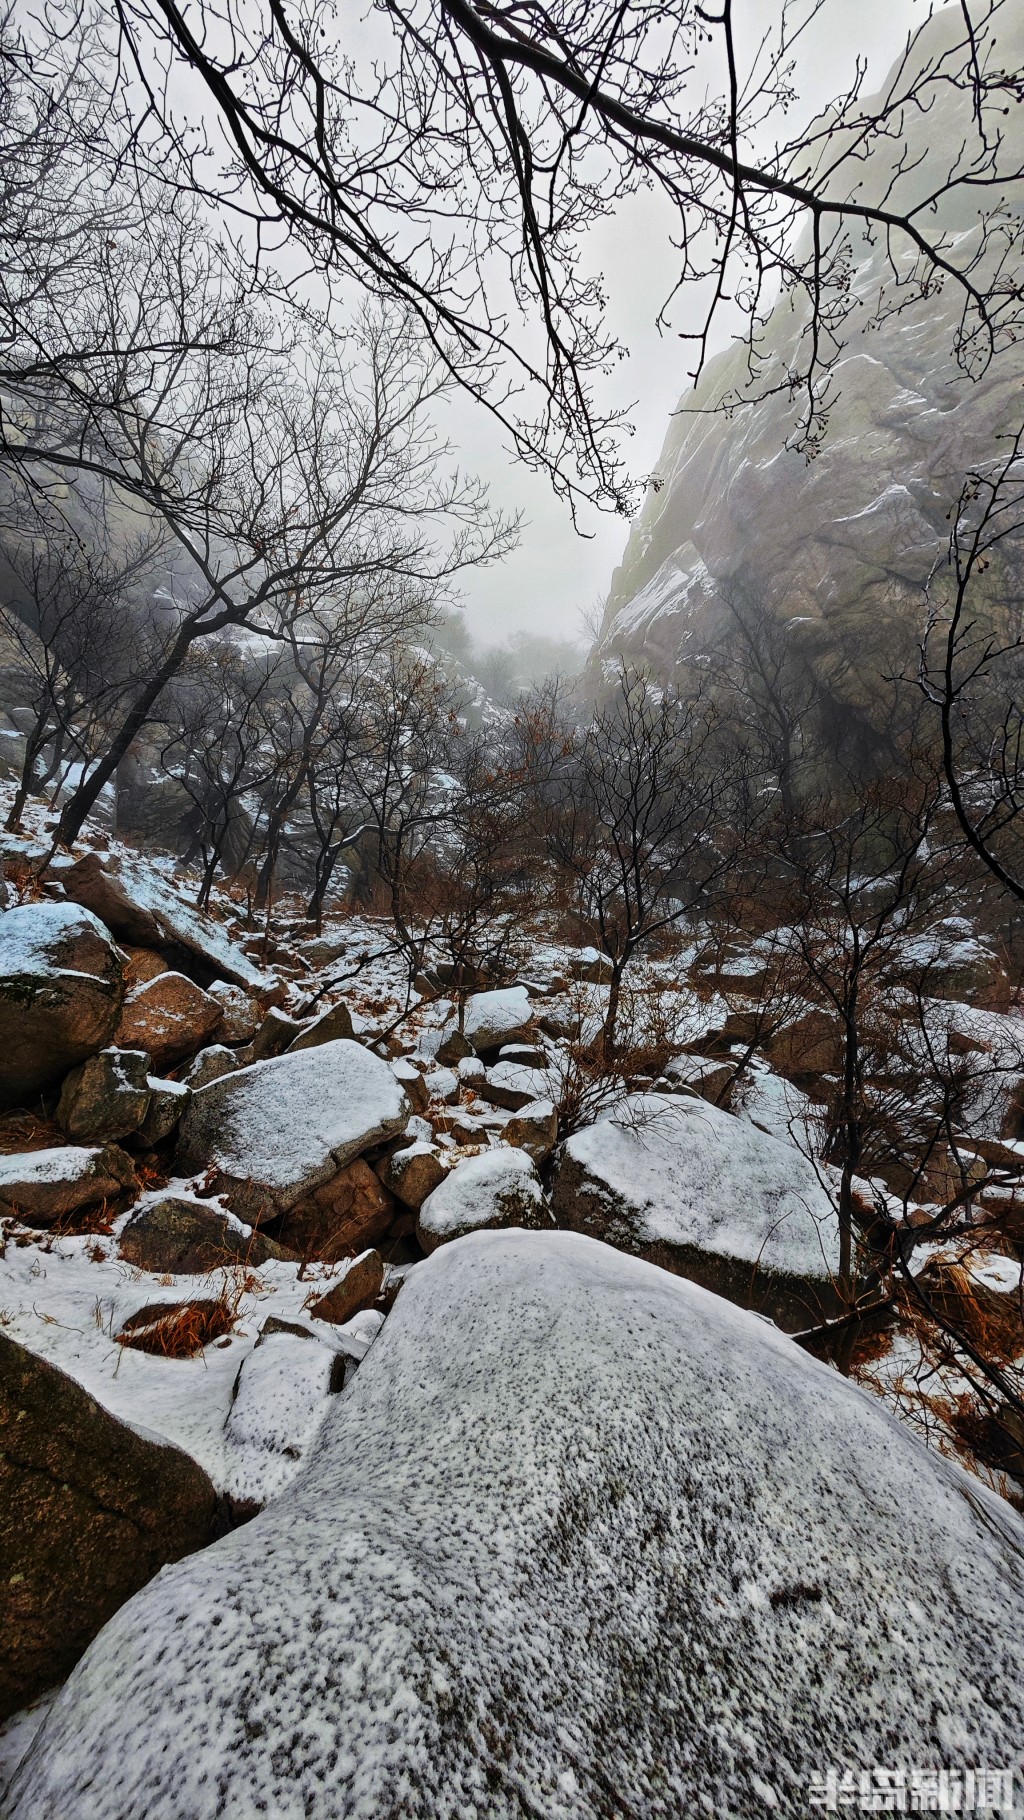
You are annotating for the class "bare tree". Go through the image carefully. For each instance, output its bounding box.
[540,664,734,1052]
[919,422,1024,904]
[65,0,1024,511]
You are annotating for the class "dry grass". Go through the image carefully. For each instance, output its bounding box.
[0,1112,65,1155]
[115,1293,237,1359]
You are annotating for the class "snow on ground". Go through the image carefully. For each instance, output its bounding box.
[9,1229,1024,1820]
[0,1202,383,1492]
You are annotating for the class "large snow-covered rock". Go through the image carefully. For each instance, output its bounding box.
[114,973,223,1069]
[175,1040,410,1223]
[461,985,534,1053]
[59,852,273,992]
[551,1093,840,1327]
[0,903,124,1108]
[416,1145,552,1252]
[11,1230,1024,1818]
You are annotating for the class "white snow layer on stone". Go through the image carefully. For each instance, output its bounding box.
[462,985,532,1048]
[11,1229,1024,1820]
[564,1093,839,1279]
[181,1040,410,1198]
[0,900,111,979]
[418,1145,550,1241]
[222,1332,338,1508]
[0,1146,107,1188]
[108,854,273,990]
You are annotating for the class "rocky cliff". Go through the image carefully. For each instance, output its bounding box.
[591,8,1024,699]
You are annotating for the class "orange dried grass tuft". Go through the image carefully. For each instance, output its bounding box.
[115,1294,236,1359]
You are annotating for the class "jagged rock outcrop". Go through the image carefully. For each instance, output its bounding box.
[590,10,1024,720]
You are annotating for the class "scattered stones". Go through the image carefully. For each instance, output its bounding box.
[175,1041,410,1224]
[115,972,223,1070]
[0,902,124,1108]
[137,1076,191,1145]
[118,1196,293,1274]
[456,1056,487,1089]
[274,1160,397,1261]
[179,1045,240,1091]
[377,1140,448,1211]
[307,1249,385,1326]
[0,1145,138,1227]
[287,1001,355,1051]
[497,1043,547,1067]
[0,1330,216,1719]
[504,1098,559,1162]
[417,1147,552,1253]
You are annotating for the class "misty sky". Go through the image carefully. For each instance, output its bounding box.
[453,0,921,652]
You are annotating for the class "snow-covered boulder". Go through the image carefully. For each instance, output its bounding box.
[0,1329,216,1722]
[59,851,273,992]
[504,1098,559,1162]
[462,985,534,1053]
[176,1041,410,1224]
[115,973,223,1070]
[378,1139,448,1210]
[416,1146,552,1253]
[477,1059,552,1110]
[551,1093,840,1328]
[12,1230,1024,1817]
[0,1145,138,1227]
[0,902,124,1108]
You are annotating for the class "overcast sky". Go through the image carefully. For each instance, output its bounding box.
[452,0,921,652]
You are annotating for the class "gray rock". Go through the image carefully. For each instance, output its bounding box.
[0,1330,216,1719]
[138,1077,190,1146]
[58,851,272,991]
[179,1045,240,1091]
[206,981,260,1044]
[119,1196,291,1274]
[0,903,124,1109]
[57,1048,152,1143]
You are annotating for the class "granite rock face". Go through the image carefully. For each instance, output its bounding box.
[0,1332,216,1719]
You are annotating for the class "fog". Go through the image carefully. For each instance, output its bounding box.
[454,0,922,652]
